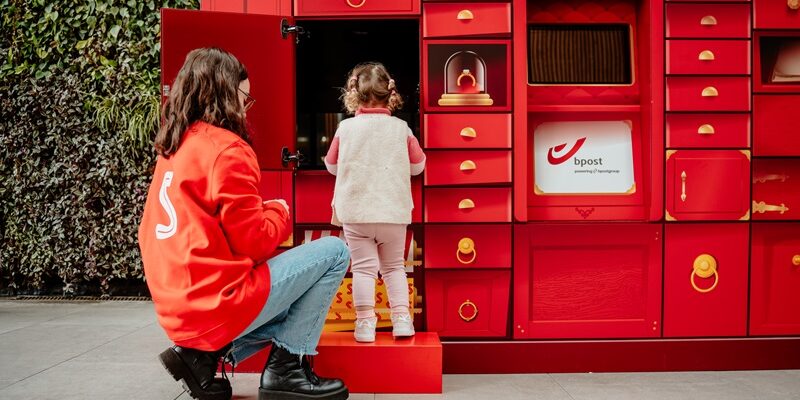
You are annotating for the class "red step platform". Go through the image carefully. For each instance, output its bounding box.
[230,332,442,394]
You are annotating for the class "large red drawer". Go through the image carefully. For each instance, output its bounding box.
[666,4,751,39]
[666,113,750,149]
[424,224,511,269]
[425,187,511,223]
[295,0,419,16]
[664,224,748,337]
[667,40,751,75]
[750,223,800,335]
[423,3,511,38]
[424,151,511,186]
[666,77,751,112]
[753,95,800,156]
[753,159,800,220]
[754,0,800,29]
[426,269,510,337]
[423,113,511,149]
[666,150,751,221]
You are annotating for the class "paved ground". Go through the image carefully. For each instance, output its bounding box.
[1,299,799,400]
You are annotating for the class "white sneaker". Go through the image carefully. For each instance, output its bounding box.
[391,313,415,338]
[354,317,377,343]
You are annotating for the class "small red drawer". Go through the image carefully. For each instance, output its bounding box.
[754,95,800,156]
[424,224,511,269]
[666,77,751,112]
[753,159,800,220]
[423,113,511,149]
[666,4,751,39]
[295,0,419,16]
[425,187,511,223]
[666,113,750,149]
[426,269,510,337]
[424,151,511,186]
[754,0,800,29]
[664,224,748,337]
[667,40,751,75]
[750,223,800,335]
[423,3,511,38]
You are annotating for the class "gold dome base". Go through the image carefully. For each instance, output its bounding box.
[438,93,494,106]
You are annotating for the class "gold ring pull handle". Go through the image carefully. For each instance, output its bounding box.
[460,127,477,138]
[691,254,719,293]
[752,201,790,214]
[457,69,477,87]
[457,9,474,20]
[458,299,478,322]
[793,255,800,266]
[681,171,687,202]
[456,237,477,264]
[753,174,788,183]
[698,124,715,135]
[789,0,799,10]
[460,160,477,171]
[702,86,719,97]
[698,50,716,61]
[700,15,718,26]
[346,0,366,7]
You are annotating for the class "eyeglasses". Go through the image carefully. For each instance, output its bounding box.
[238,88,256,111]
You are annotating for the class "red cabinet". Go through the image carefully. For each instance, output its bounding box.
[423,113,511,149]
[666,150,751,221]
[426,269,510,337]
[666,40,751,75]
[753,95,800,156]
[754,0,800,29]
[513,224,663,339]
[294,0,420,17]
[666,77,751,112]
[424,224,511,269]
[423,3,511,38]
[424,151,511,186]
[750,223,800,335]
[425,187,511,223]
[666,4,752,39]
[664,224,748,337]
[753,159,800,220]
[666,114,750,149]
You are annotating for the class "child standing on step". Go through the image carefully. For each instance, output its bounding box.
[325,62,426,342]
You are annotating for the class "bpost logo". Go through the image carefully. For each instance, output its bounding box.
[547,137,587,165]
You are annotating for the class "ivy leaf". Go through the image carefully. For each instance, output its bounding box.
[109,25,121,39]
[76,39,90,50]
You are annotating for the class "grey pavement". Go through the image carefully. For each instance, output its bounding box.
[1,300,798,400]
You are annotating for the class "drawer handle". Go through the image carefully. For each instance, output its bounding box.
[752,200,789,214]
[460,160,477,171]
[346,0,366,8]
[702,86,719,97]
[698,50,716,61]
[793,255,800,266]
[458,198,475,209]
[697,124,715,135]
[753,174,789,183]
[457,237,477,264]
[700,15,718,26]
[789,0,799,10]
[691,254,719,293]
[457,9,474,20]
[458,299,478,322]
[680,171,687,202]
[460,127,477,138]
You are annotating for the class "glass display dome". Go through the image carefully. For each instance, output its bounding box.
[438,50,494,106]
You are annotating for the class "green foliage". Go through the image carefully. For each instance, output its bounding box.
[0,0,198,295]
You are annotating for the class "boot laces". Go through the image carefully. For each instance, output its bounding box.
[301,356,321,385]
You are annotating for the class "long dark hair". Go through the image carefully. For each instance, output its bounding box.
[155,47,249,158]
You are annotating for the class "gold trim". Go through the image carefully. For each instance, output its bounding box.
[346,0,366,8]
[666,209,677,221]
[533,183,636,196]
[457,9,474,20]
[740,210,750,221]
[753,174,788,183]
[438,93,494,106]
[666,150,678,160]
[699,50,716,61]
[700,15,718,26]
[702,86,719,97]
[698,124,715,135]
[752,201,789,214]
[739,149,751,160]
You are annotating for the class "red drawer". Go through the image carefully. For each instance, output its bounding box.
[423,113,511,149]
[753,159,800,220]
[754,0,800,29]
[423,3,511,38]
[424,151,511,186]
[664,224,748,337]
[666,150,751,221]
[426,269,510,337]
[753,95,800,156]
[295,0,419,16]
[424,224,511,269]
[424,187,511,223]
[667,40,751,75]
[750,223,800,335]
[666,4,751,39]
[666,113,750,149]
[666,77,751,112]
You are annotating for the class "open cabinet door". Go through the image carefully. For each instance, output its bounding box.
[161,9,296,170]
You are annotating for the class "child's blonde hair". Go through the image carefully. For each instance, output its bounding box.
[341,62,404,115]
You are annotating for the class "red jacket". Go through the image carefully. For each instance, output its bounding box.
[138,121,290,351]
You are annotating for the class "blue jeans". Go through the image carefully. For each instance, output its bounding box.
[228,236,350,365]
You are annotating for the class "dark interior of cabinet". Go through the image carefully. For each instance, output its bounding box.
[758,36,800,85]
[295,20,420,169]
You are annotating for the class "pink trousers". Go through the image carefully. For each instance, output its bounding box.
[342,223,409,315]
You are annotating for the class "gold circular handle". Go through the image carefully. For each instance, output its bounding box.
[691,254,719,293]
[456,238,477,264]
[458,300,478,322]
[457,69,477,87]
[346,0,366,8]
[793,255,800,266]
[789,0,799,10]
[460,127,477,138]
[457,9,474,20]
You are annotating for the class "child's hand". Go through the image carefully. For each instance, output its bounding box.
[263,199,290,214]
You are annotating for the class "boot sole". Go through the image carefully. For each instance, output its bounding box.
[159,348,232,400]
[258,386,349,400]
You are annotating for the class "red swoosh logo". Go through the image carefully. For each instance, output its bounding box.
[547,137,587,165]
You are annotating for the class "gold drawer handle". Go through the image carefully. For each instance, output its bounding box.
[460,127,477,138]
[789,0,799,10]
[692,254,719,293]
[793,255,800,266]
[697,124,715,135]
[456,237,477,264]
[753,174,789,183]
[698,50,716,61]
[752,201,789,214]
[702,86,719,97]
[458,299,478,322]
[701,15,718,26]
[346,0,366,8]
[460,160,477,171]
[681,171,687,202]
[457,9,474,20]
[458,198,475,209]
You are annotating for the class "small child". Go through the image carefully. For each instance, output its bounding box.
[324,62,425,342]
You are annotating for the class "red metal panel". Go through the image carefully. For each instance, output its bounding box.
[424,150,511,186]
[201,0,244,12]
[425,269,510,337]
[424,224,511,269]
[750,223,800,335]
[258,171,294,211]
[666,4,751,39]
[666,40,751,75]
[666,77,751,112]
[161,9,295,170]
[424,187,512,223]
[423,3,511,38]
[295,0,420,17]
[754,0,800,29]
[423,113,511,149]
[663,223,748,337]
[753,95,800,156]
[752,159,800,220]
[666,113,750,149]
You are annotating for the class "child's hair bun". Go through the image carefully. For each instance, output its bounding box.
[341,62,404,115]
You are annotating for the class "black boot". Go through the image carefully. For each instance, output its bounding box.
[159,344,232,400]
[259,345,349,400]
